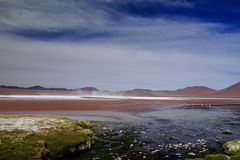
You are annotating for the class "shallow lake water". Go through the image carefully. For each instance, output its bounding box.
[1,104,240,160]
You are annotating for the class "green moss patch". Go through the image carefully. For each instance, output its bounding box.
[0,114,96,160]
[223,139,240,156]
[205,154,230,160]
[230,155,240,160]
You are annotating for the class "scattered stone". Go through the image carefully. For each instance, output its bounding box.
[151,149,159,154]
[164,155,169,158]
[191,144,196,148]
[223,138,240,155]
[102,127,107,130]
[188,152,196,156]
[222,129,233,135]
[169,136,176,140]
[114,157,122,160]
[176,153,181,156]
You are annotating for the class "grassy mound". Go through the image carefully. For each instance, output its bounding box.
[0,114,96,160]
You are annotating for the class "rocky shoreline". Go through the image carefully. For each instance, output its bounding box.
[74,121,240,160]
[0,115,239,160]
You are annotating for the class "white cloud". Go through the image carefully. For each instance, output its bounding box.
[0,0,109,30]
[0,34,239,90]
[0,0,239,90]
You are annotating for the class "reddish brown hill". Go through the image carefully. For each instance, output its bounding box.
[174,86,216,95]
[123,84,240,97]
[222,82,240,92]
[210,82,240,97]
[122,86,216,97]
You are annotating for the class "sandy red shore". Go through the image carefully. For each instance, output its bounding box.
[0,99,240,112]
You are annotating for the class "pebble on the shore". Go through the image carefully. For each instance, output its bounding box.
[187,152,196,156]
[222,129,233,135]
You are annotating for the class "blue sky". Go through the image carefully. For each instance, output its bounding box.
[0,0,240,90]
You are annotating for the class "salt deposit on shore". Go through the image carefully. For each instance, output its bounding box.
[0,116,65,131]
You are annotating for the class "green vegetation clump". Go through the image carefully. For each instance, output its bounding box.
[0,114,96,160]
[223,138,240,156]
[185,137,240,160]
[205,154,230,160]
[230,155,240,160]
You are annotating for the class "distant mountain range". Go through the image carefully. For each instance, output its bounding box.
[0,82,240,98]
[0,85,99,95]
[0,85,99,92]
[121,82,240,98]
